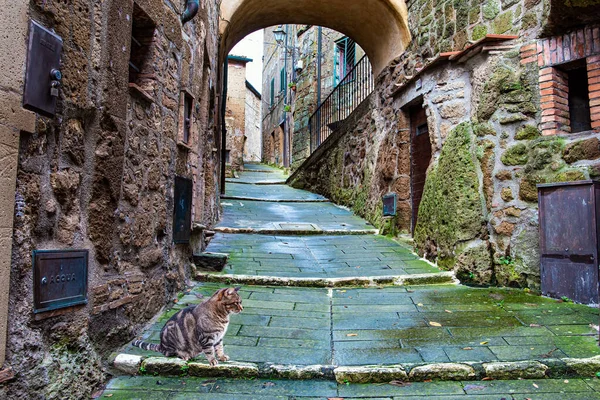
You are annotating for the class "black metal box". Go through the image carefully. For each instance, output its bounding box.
[23,21,63,117]
[382,193,397,217]
[173,176,193,244]
[33,250,88,313]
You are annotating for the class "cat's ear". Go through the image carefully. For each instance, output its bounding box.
[234,286,241,292]
[217,288,227,300]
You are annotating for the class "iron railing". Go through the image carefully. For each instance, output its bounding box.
[309,55,373,152]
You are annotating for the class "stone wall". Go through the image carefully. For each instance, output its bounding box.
[225,57,250,172]
[261,27,287,167]
[244,83,262,162]
[2,0,220,398]
[291,1,600,290]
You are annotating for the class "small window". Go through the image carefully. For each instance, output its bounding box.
[567,67,592,133]
[180,92,194,145]
[416,123,429,136]
[280,68,286,92]
[270,78,275,107]
[225,150,231,164]
[129,3,156,94]
[334,37,356,85]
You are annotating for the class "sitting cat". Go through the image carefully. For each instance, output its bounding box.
[132,286,243,365]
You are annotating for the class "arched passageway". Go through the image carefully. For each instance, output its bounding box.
[219,0,411,76]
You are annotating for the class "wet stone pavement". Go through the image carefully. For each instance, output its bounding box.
[103,164,600,399]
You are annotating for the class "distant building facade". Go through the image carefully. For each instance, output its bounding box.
[245,81,262,162]
[261,25,366,169]
[225,56,262,172]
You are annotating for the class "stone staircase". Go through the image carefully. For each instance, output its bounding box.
[109,164,600,389]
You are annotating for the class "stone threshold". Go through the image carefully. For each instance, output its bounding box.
[239,169,280,173]
[194,271,458,287]
[224,180,287,185]
[113,354,600,383]
[213,227,380,235]
[221,195,330,203]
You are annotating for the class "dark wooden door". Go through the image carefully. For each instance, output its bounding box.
[538,181,600,304]
[410,106,432,232]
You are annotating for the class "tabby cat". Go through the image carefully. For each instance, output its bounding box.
[132,287,243,365]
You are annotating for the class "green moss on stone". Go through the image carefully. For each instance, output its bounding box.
[502,0,520,7]
[472,24,488,41]
[501,143,529,166]
[563,138,600,164]
[499,113,528,124]
[414,122,485,262]
[483,0,500,19]
[515,125,541,140]
[477,66,520,121]
[521,11,537,30]
[501,187,514,201]
[469,6,481,24]
[455,243,494,285]
[474,122,496,137]
[551,169,586,182]
[519,174,543,202]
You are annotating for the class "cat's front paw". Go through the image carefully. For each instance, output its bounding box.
[209,358,219,366]
[218,354,230,362]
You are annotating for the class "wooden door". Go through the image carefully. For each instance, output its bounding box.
[410,106,432,232]
[538,181,599,304]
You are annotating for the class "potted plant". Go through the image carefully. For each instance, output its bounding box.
[284,104,292,112]
[288,81,297,91]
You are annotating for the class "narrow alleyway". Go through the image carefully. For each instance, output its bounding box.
[102,165,600,399]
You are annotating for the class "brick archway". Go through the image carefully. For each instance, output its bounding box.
[219,0,411,76]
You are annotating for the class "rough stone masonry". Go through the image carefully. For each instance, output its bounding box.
[1,0,221,398]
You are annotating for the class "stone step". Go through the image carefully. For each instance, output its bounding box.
[225,179,288,185]
[192,252,228,272]
[221,195,330,203]
[240,169,280,173]
[195,271,457,288]
[113,353,600,383]
[213,226,380,235]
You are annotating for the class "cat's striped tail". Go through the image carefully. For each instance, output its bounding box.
[132,340,161,353]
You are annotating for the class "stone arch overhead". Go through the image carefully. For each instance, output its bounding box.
[219,0,411,76]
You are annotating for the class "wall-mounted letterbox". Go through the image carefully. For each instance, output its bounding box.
[173,176,193,244]
[23,20,63,117]
[382,193,397,217]
[33,250,88,313]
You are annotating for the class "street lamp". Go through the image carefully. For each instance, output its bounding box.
[273,25,286,45]
[272,25,302,73]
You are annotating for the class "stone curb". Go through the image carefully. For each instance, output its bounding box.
[213,227,380,235]
[113,355,600,382]
[224,180,287,185]
[238,169,279,173]
[194,272,458,288]
[221,195,330,203]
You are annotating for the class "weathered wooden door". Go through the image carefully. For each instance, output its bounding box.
[410,106,432,232]
[538,181,600,304]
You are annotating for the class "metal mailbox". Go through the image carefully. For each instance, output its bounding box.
[23,21,63,117]
[33,250,88,313]
[382,193,397,217]
[538,180,600,305]
[173,176,193,244]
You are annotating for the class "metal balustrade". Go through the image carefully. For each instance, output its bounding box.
[309,55,373,152]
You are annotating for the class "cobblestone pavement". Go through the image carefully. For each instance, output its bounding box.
[102,165,600,399]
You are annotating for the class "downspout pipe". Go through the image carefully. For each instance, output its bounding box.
[181,0,199,24]
[220,58,229,195]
